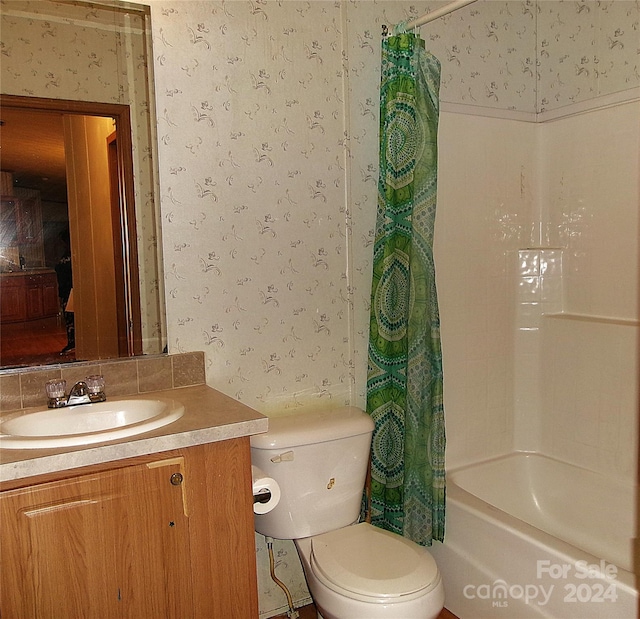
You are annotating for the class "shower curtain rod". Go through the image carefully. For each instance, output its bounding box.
[403,0,478,30]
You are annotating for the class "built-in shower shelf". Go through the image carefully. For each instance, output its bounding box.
[544,313,639,327]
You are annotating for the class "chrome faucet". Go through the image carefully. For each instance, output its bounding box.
[46,375,107,408]
[66,381,91,406]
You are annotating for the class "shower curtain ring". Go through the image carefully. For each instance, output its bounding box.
[392,20,408,35]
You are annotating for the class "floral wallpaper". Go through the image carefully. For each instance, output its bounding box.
[371,0,539,112]
[537,0,640,111]
[151,0,354,413]
[369,0,639,114]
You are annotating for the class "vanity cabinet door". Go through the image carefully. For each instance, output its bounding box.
[0,455,193,618]
[24,278,44,319]
[0,277,26,322]
[25,273,59,320]
[182,438,259,616]
[41,275,60,316]
[0,439,259,619]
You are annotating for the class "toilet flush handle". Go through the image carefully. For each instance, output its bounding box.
[270,450,294,463]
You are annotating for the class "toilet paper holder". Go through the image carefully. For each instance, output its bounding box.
[251,465,280,514]
[253,489,272,504]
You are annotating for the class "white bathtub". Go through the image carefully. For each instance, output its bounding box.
[429,452,638,618]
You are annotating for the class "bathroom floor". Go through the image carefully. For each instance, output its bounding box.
[274,604,459,618]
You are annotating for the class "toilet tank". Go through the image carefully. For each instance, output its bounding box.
[250,406,374,540]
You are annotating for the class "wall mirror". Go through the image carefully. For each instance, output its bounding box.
[0,0,165,370]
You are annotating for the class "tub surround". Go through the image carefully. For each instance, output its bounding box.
[451,452,635,573]
[430,452,638,619]
[0,383,268,484]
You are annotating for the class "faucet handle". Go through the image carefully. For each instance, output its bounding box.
[45,378,67,398]
[85,374,104,393]
[86,374,106,402]
[45,379,67,408]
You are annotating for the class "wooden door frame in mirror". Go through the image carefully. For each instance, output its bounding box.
[0,93,142,357]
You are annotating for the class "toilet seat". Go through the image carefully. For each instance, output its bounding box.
[309,522,440,602]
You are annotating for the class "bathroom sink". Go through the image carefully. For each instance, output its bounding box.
[0,398,185,450]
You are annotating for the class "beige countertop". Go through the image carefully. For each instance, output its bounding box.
[0,384,268,484]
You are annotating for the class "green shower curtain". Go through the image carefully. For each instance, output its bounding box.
[366,32,445,546]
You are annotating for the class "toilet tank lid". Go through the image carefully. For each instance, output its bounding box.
[250,406,374,450]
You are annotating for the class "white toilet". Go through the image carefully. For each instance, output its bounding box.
[250,406,445,619]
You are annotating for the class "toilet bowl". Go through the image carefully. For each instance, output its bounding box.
[295,523,444,619]
[250,406,445,619]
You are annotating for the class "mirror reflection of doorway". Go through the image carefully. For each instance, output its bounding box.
[0,97,141,368]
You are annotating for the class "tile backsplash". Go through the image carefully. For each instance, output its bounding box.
[0,352,206,414]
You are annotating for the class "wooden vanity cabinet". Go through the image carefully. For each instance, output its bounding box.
[0,271,59,323]
[0,439,259,618]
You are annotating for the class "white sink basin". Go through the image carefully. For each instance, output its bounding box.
[0,398,185,450]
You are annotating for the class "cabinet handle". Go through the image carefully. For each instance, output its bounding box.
[170,472,183,486]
